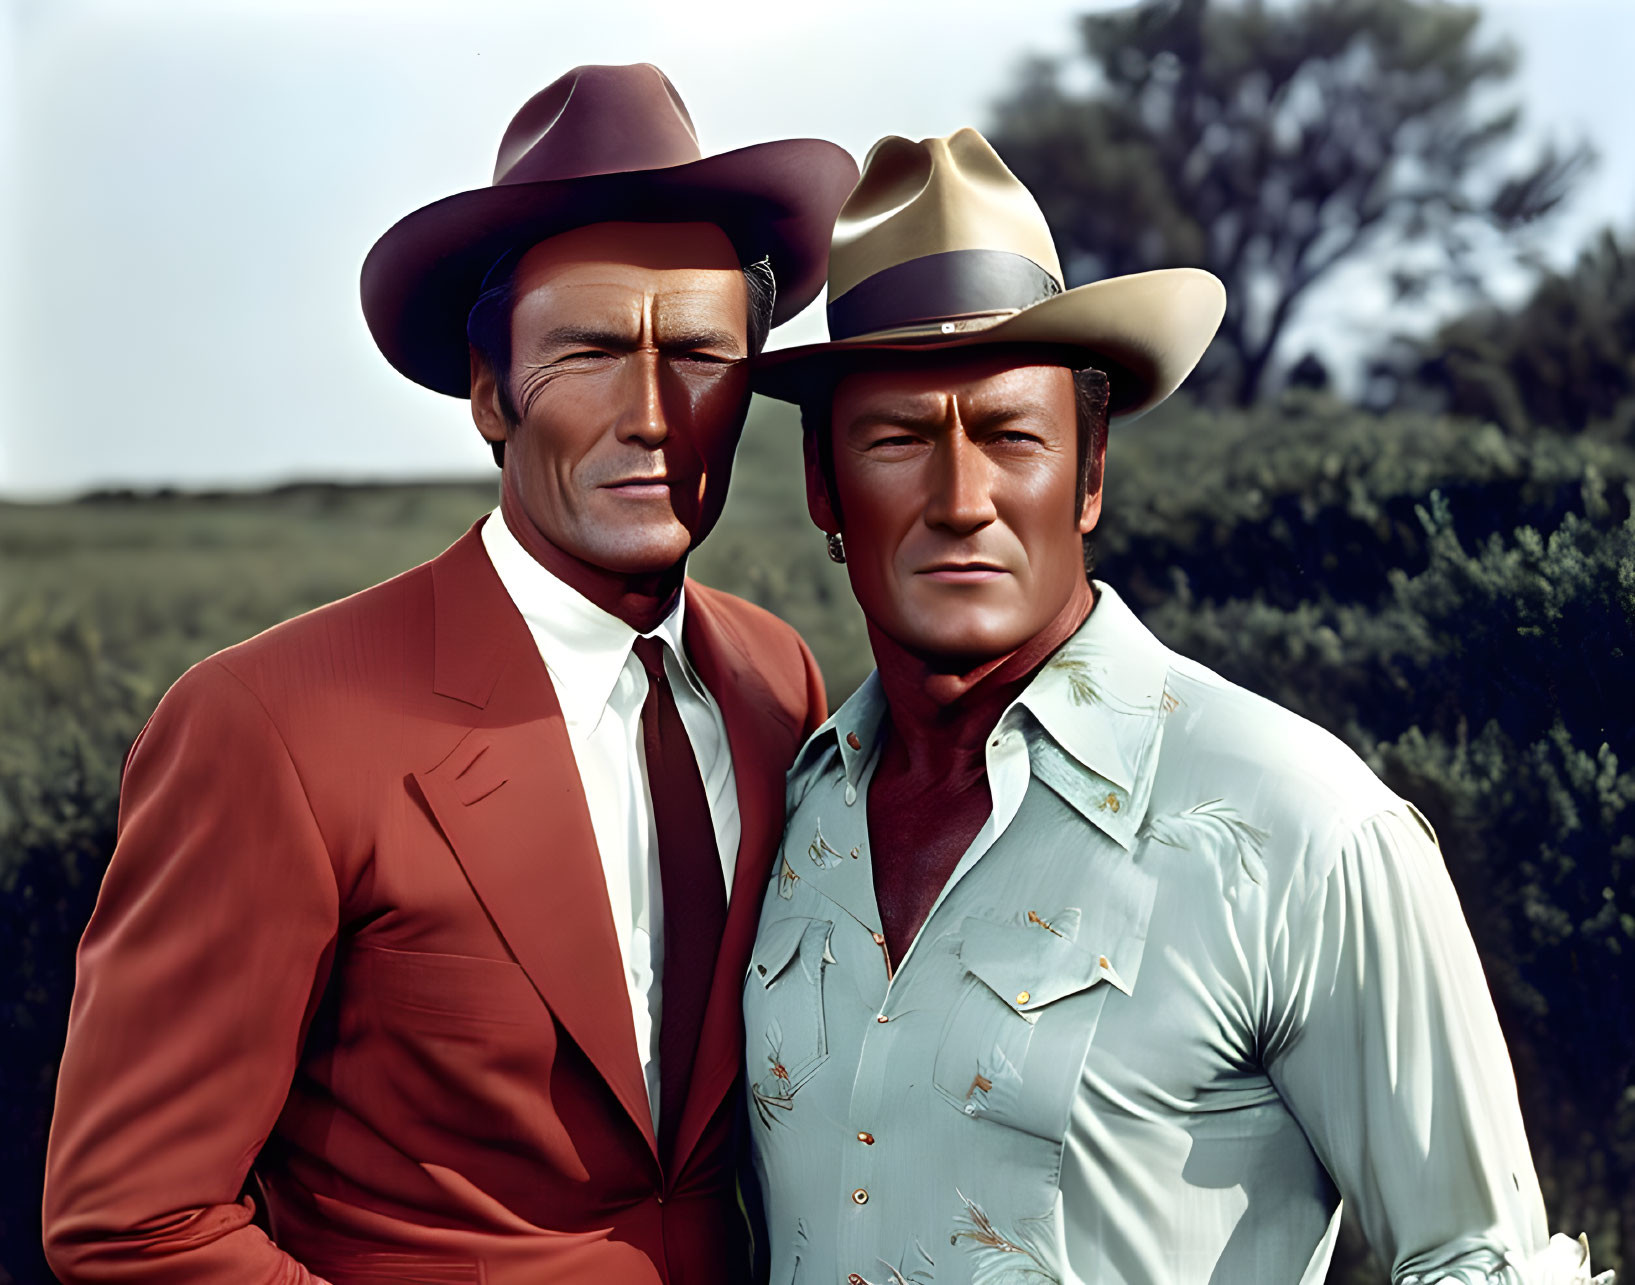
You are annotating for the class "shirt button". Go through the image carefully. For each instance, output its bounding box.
[847,731,862,750]
[857,1131,874,1145]
[850,1276,865,1285]
[871,931,886,945]
[844,783,858,806]
[851,1187,869,1205]
[876,1014,890,1023]
[1015,990,1031,1005]
[1098,955,1111,970]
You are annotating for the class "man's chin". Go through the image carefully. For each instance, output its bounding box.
[578,530,695,579]
[871,606,1035,667]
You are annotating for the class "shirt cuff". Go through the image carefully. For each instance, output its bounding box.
[1398,1234,1614,1285]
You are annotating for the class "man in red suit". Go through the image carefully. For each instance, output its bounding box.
[42,65,857,1285]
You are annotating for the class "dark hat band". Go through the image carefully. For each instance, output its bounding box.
[826,249,1062,341]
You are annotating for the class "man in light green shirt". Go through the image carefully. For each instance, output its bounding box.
[740,129,1609,1285]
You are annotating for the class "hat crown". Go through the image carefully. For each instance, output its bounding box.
[828,128,1063,303]
[494,63,703,187]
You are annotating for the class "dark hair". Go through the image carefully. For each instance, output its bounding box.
[799,359,1111,572]
[467,245,777,468]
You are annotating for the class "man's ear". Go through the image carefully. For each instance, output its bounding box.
[802,430,840,535]
[469,345,509,447]
[1077,434,1106,535]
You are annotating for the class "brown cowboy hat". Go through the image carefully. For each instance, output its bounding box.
[361,63,859,398]
[751,128,1225,419]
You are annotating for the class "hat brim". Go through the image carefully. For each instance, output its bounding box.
[362,138,859,398]
[751,267,1225,421]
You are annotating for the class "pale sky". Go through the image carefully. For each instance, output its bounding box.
[2,0,1631,498]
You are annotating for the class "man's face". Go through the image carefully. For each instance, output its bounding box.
[472,221,751,576]
[809,353,1101,662]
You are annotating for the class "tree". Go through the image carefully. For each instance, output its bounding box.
[987,0,1590,405]
[1381,226,1635,434]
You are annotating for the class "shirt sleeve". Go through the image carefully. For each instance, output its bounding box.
[43,658,337,1285]
[1262,805,1610,1284]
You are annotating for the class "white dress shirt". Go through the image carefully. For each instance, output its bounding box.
[482,509,740,1133]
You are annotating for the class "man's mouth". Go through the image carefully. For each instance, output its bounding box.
[602,476,671,499]
[918,561,1008,583]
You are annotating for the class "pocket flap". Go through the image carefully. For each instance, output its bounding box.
[958,917,1128,1019]
[750,916,831,988]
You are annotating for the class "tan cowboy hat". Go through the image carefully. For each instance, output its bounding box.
[751,128,1225,418]
[362,64,859,398]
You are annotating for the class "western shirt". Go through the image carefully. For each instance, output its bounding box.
[483,509,739,1132]
[743,582,1604,1284]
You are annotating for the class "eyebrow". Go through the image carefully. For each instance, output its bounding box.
[842,401,1034,436]
[528,323,743,354]
[529,324,636,353]
[659,327,743,351]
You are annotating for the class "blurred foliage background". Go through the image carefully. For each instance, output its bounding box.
[4,1,1633,1282]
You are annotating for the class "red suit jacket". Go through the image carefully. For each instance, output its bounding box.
[43,521,825,1285]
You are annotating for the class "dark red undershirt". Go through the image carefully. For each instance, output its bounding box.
[867,577,1096,965]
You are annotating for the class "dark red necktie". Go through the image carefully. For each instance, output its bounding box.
[632,636,728,1166]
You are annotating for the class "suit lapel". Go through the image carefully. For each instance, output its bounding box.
[411,524,658,1161]
[669,590,797,1173]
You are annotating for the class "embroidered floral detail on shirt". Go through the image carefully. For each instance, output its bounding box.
[751,1023,802,1126]
[1161,688,1181,714]
[1139,799,1270,894]
[808,823,846,870]
[949,1190,1058,1282]
[865,1238,937,1285]
[777,855,800,899]
[1026,910,1064,937]
[1045,651,1100,706]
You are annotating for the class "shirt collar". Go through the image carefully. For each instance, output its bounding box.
[791,582,1174,849]
[1004,581,1172,848]
[480,508,702,730]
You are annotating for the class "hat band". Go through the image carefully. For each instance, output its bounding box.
[826,249,1061,341]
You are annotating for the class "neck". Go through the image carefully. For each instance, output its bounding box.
[499,474,684,634]
[869,577,1096,778]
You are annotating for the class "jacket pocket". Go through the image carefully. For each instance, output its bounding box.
[931,917,1123,1141]
[745,916,834,1122]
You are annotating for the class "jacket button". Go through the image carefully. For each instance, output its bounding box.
[847,731,862,750]
[1016,990,1031,1005]
[857,1131,874,1145]
[876,1014,890,1023]
[850,1276,865,1284]
[851,1187,869,1205]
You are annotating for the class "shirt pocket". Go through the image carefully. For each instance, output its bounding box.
[745,916,834,1122]
[931,916,1126,1141]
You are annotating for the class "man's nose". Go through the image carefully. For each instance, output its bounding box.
[923,431,997,535]
[614,348,669,447]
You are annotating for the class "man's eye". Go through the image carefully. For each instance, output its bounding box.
[559,349,613,362]
[675,351,735,365]
[868,434,921,449]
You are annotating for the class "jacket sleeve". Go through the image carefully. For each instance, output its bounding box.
[793,629,828,740]
[43,658,337,1285]
[1263,806,1610,1284]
